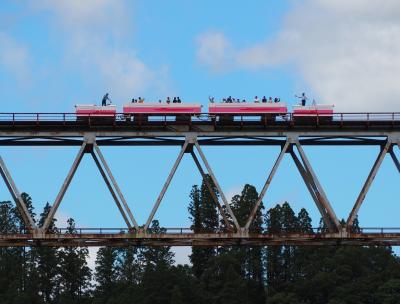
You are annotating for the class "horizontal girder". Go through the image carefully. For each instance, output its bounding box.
[2,231,400,247]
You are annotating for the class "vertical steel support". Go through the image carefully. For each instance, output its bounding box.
[194,141,241,231]
[295,140,341,232]
[42,142,86,232]
[93,143,139,230]
[290,150,335,232]
[144,141,189,230]
[347,140,392,229]
[389,148,400,173]
[245,140,289,230]
[0,156,36,230]
[190,151,231,229]
[90,151,133,229]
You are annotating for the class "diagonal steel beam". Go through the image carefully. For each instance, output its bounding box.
[245,141,289,230]
[190,151,231,229]
[347,140,392,229]
[90,151,133,229]
[290,150,335,232]
[390,148,400,173]
[93,143,139,230]
[42,142,86,232]
[0,156,36,230]
[144,141,189,230]
[295,140,341,232]
[194,141,241,230]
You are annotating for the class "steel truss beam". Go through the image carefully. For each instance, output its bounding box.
[190,151,231,229]
[0,157,36,230]
[290,151,336,231]
[347,140,393,229]
[3,232,400,247]
[294,140,341,232]
[144,138,240,231]
[42,140,138,232]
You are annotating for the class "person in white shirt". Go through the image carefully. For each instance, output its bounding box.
[295,93,308,106]
[254,96,259,103]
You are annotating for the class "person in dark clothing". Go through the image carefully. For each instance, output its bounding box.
[177,97,182,103]
[262,96,267,103]
[166,97,171,103]
[173,97,177,103]
[102,93,111,106]
[227,96,232,103]
[295,92,308,106]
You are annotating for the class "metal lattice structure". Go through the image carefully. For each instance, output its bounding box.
[1,112,400,246]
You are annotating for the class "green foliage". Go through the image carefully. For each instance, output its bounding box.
[1,189,400,304]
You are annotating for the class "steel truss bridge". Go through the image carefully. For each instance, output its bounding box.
[1,112,400,247]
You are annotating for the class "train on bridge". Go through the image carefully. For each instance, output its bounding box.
[75,101,334,122]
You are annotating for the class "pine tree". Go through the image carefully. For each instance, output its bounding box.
[57,218,91,303]
[188,177,219,278]
[94,247,119,303]
[33,202,60,303]
[140,220,174,269]
[117,246,142,285]
[229,184,265,304]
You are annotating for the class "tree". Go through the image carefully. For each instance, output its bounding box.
[32,202,60,303]
[57,218,91,303]
[94,247,119,303]
[188,177,219,278]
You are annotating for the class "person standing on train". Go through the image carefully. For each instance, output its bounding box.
[254,96,259,103]
[227,96,232,103]
[101,93,111,106]
[262,96,267,103]
[268,97,273,103]
[166,97,171,103]
[173,97,177,103]
[177,97,182,103]
[295,93,308,106]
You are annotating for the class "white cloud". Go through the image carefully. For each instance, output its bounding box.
[197,0,400,111]
[0,33,30,82]
[196,31,234,73]
[34,0,170,101]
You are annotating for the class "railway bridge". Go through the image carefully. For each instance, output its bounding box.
[1,112,400,246]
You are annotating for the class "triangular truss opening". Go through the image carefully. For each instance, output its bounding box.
[41,142,139,232]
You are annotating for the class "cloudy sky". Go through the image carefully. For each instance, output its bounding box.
[1,0,400,263]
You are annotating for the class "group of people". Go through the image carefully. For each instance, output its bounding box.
[131,97,145,103]
[209,96,282,103]
[165,97,182,103]
[101,92,310,106]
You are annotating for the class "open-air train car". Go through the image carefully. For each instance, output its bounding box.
[74,102,334,123]
[292,104,334,122]
[209,102,288,123]
[75,104,117,121]
[123,103,202,122]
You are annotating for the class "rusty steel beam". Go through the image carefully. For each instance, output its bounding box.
[190,151,231,229]
[194,141,241,230]
[0,156,37,230]
[347,140,392,229]
[294,140,341,232]
[2,232,400,247]
[90,151,133,229]
[42,142,87,232]
[93,143,139,230]
[290,150,335,232]
[245,140,290,230]
[144,140,189,230]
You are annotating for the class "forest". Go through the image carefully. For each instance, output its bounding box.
[1,177,400,304]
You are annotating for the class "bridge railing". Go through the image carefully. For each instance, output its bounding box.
[4,227,400,235]
[0,112,400,125]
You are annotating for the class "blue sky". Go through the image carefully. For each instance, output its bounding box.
[1,0,400,262]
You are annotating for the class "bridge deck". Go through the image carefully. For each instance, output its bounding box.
[2,229,400,246]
